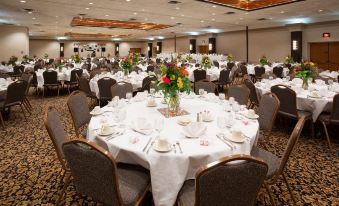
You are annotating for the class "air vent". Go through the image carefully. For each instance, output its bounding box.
[129,17,137,21]
[176,22,182,25]
[225,11,235,15]
[168,1,181,4]
[257,18,267,21]
[24,8,33,12]
[33,23,42,26]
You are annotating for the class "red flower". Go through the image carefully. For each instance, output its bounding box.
[295,66,301,72]
[162,76,170,84]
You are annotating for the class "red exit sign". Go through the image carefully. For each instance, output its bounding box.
[323,32,330,38]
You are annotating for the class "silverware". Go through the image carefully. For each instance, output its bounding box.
[176,141,183,154]
[146,141,155,154]
[105,130,124,141]
[216,133,233,150]
[142,137,153,152]
[172,144,177,154]
[222,136,236,149]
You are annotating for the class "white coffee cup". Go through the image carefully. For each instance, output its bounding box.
[101,123,111,135]
[248,109,256,117]
[232,129,242,140]
[157,136,169,150]
[229,97,235,105]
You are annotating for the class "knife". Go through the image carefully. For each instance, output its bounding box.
[142,137,153,152]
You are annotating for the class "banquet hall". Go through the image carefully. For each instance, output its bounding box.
[0,0,338,205]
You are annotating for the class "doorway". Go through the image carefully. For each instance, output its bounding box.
[310,42,339,71]
[198,45,208,54]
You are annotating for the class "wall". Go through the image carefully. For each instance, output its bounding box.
[29,39,147,59]
[0,25,29,62]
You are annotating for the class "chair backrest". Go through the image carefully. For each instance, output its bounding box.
[258,93,280,133]
[13,65,24,75]
[213,60,219,68]
[89,69,101,79]
[70,69,83,82]
[43,70,58,85]
[273,66,283,78]
[111,81,133,99]
[228,85,250,105]
[5,80,27,105]
[271,85,298,118]
[62,139,122,205]
[226,62,235,70]
[21,72,31,82]
[44,106,69,170]
[240,64,248,75]
[195,154,268,206]
[141,75,157,92]
[194,80,216,94]
[330,93,339,123]
[78,76,92,96]
[244,78,259,106]
[277,117,306,175]
[218,69,231,84]
[193,69,207,82]
[67,91,91,137]
[98,77,116,100]
[254,66,265,78]
[146,65,155,72]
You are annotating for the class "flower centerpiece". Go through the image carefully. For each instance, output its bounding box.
[259,56,270,66]
[8,56,18,66]
[44,53,49,59]
[55,58,65,71]
[294,61,318,90]
[186,54,193,63]
[157,62,191,116]
[226,54,234,62]
[132,53,140,66]
[71,54,81,64]
[22,55,29,62]
[120,56,133,77]
[285,55,294,65]
[201,56,212,69]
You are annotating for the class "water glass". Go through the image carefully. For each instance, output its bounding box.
[154,118,164,133]
[126,92,132,103]
[217,116,226,131]
[150,88,156,96]
[199,89,205,96]
[286,76,290,81]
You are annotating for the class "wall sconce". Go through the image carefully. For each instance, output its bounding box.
[148,46,150,51]
[292,40,298,51]
[208,43,212,51]
[189,44,193,51]
[60,46,64,52]
[157,45,159,51]
[116,46,119,52]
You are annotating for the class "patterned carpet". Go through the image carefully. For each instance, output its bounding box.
[0,92,338,206]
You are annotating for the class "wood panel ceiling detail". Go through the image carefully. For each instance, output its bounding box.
[71,17,172,30]
[64,32,130,38]
[197,0,305,11]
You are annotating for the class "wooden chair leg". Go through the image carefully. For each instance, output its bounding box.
[56,171,71,205]
[25,98,33,109]
[0,112,5,129]
[310,119,314,138]
[321,121,332,151]
[20,104,28,121]
[282,173,297,205]
[57,86,60,96]
[23,101,31,114]
[264,182,276,206]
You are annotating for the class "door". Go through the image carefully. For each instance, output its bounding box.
[329,42,339,70]
[129,48,141,54]
[198,45,208,54]
[310,43,328,70]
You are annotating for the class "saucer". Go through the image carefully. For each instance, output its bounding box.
[308,93,321,98]
[244,113,259,119]
[227,134,246,143]
[177,117,191,126]
[96,127,115,136]
[146,102,157,107]
[153,142,172,152]
[203,117,214,122]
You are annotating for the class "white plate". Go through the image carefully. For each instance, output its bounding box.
[153,142,172,152]
[227,134,246,143]
[146,103,157,107]
[96,127,115,136]
[244,113,259,119]
[203,117,214,122]
[308,94,321,98]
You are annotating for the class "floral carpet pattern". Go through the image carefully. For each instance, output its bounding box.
[0,94,338,206]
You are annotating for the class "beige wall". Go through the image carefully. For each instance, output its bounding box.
[29,39,147,59]
[0,25,29,62]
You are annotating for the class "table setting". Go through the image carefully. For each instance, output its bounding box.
[86,91,259,206]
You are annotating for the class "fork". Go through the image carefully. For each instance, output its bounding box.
[172,144,177,154]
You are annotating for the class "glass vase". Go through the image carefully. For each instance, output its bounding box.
[123,69,129,80]
[302,78,309,90]
[167,93,180,117]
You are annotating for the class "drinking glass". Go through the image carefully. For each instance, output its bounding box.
[217,116,226,132]
[126,92,132,103]
[286,76,290,81]
[154,118,164,134]
[150,88,156,97]
[199,89,205,96]
[328,79,334,90]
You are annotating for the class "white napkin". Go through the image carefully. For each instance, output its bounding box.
[183,122,206,138]
[130,120,153,135]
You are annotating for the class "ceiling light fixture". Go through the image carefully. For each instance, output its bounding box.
[28,11,32,14]
[32,17,36,19]
[85,7,89,10]
[126,0,131,2]
[89,2,93,5]
[105,14,109,16]
[133,12,138,15]
[170,16,175,19]
[318,9,323,12]
[212,13,216,15]
[175,7,180,10]
[280,11,285,13]
[20,0,26,3]
[200,20,204,23]
[212,5,216,8]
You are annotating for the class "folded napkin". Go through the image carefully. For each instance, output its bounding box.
[130,121,153,135]
[183,122,206,138]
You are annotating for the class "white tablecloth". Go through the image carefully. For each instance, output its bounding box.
[89,71,147,98]
[255,78,338,122]
[87,96,259,206]
[319,70,338,79]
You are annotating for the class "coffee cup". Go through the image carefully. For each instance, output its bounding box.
[248,109,256,117]
[229,97,235,105]
[101,123,111,135]
[157,136,169,150]
[232,129,242,140]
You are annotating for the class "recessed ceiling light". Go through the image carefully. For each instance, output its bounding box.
[170,16,175,19]
[28,11,32,14]
[212,13,216,15]
[181,14,185,17]
[240,17,243,20]
[55,16,58,18]
[269,17,273,20]
[89,2,93,5]
[175,7,180,10]
[212,5,216,8]
[105,14,109,16]
[318,9,323,12]
[245,12,249,15]
[280,11,285,14]
[20,0,26,3]
[133,12,137,15]
[126,0,131,2]
[141,9,145,11]
[200,20,204,23]
[212,18,215,21]
[32,17,36,19]
[85,7,89,10]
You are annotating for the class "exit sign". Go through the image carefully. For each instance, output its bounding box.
[323,32,330,38]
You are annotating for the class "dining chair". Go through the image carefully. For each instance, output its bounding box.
[194,80,217,95]
[251,117,306,206]
[212,60,219,68]
[244,78,260,109]
[62,139,151,206]
[89,69,101,79]
[139,75,157,93]
[77,76,97,102]
[20,73,33,112]
[12,65,24,78]
[254,66,265,82]
[98,77,116,106]
[317,93,339,151]
[42,70,61,96]
[177,154,268,206]
[64,69,83,93]
[216,69,231,93]
[238,64,248,83]
[146,65,155,72]
[227,85,250,106]
[193,69,207,91]
[44,106,71,204]
[67,91,91,138]
[226,62,235,70]
[0,80,28,122]
[111,81,133,99]
[271,84,314,138]
[273,66,283,78]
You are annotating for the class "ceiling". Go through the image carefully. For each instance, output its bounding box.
[0,0,338,41]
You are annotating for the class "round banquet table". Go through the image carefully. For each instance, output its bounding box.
[255,78,338,122]
[87,95,259,206]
